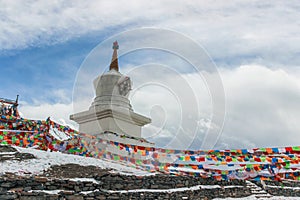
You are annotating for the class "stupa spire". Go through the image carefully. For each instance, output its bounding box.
[109,41,119,71]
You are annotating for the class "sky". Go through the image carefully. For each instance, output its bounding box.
[0,0,300,150]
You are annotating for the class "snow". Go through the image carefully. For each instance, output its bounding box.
[266,185,300,190]
[1,155,14,158]
[0,152,16,155]
[28,190,64,194]
[106,185,244,193]
[213,196,300,200]
[80,189,100,195]
[69,178,99,184]
[0,130,35,133]
[0,146,153,176]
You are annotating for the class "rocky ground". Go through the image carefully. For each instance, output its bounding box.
[0,145,300,200]
[42,164,111,179]
[0,145,35,162]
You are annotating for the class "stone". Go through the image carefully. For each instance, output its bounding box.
[82,187,89,191]
[0,187,8,194]
[114,184,123,189]
[176,184,185,187]
[184,180,189,187]
[33,185,45,190]
[34,177,48,183]
[107,195,120,199]
[60,190,74,195]
[1,182,16,188]
[47,196,60,200]
[0,194,18,200]
[65,195,84,200]
[95,195,107,200]
[150,184,159,189]
[47,186,57,190]
[74,186,81,192]
[23,186,31,192]
[19,197,34,200]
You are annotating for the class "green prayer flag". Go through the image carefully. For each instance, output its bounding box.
[292,146,300,151]
[260,148,266,152]
[1,141,7,145]
[12,136,16,143]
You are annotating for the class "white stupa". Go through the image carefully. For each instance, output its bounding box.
[70,41,153,147]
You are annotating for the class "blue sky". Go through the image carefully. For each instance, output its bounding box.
[0,30,107,104]
[1,1,300,150]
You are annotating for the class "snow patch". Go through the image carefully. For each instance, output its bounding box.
[0,146,152,176]
[106,185,243,193]
[28,190,64,194]
[69,178,99,184]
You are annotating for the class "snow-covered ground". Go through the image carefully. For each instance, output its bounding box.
[214,196,299,200]
[69,178,100,184]
[0,146,152,176]
[106,185,244,193]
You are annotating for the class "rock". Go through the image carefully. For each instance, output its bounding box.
[20,196,50,200]
[184,180,189,187]
[33,185,45,190]
[74,186,81,192]
[150,184,159,189]
[88,186,95,190]
[34,177,48,183]
[176,184,185,187]
[114,184,123,189]
[95,195,107,200]
[0,145,17,152]
[0,194,18,200]
[65,195,84,200]
[47,185,57,190]
[82,187,89,191]
[0,187,8,194]
[107,195,120,199]
[60,190,74,195]
[23,187,31,192]
[1,182,16,188]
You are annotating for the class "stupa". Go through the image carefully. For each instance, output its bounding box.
[70,41,153,147]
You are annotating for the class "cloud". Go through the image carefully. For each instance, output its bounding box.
[126,64,300,149]
[18,88,77,129]
[19,101,77,130]
[218,65,300,149]
[1,0,299,67]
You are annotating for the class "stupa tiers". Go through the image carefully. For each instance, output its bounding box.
[70,41,152,146]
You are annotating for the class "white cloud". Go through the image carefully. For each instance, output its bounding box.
[1,0,300,67]
[219,65,300,148]
[18,88,77,129]
[127,64,300,149]
[19,101,78,130]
